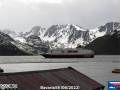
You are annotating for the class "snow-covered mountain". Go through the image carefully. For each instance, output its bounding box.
[23,26,46,38]
[0,27,49,55]
[0,31,33,55]
[89,22,120,40]
[15,26,46,43]
[43,22,120,48]
[42,24,90,48]
[3,22,120,49]
[21,24,91,48]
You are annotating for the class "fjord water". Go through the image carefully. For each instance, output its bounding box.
[0,55,120,90]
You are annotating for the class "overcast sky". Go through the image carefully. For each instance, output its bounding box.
[0,0,120,32]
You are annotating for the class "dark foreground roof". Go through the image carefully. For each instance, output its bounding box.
[0,67,104,90]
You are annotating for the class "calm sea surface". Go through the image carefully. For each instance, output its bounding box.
[0,55,120,90]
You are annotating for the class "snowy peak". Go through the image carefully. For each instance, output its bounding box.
[14,26,46,44]
[89,22,120,41]
[43,24,89,48]
[31,26,46,36]
[68,24,87,31]
[44,24,87,37]
[24,26,46,37]
[99,22,120,34]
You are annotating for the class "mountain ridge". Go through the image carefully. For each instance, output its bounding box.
[2,22,120,49]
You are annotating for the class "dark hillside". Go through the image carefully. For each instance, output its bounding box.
[85,31,120,54]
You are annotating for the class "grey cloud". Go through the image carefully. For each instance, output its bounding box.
[0,0,119,31]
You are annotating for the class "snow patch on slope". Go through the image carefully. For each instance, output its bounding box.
[15,37,27,43]
[89,28,106,41]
